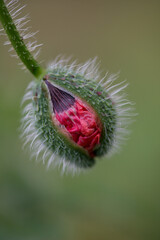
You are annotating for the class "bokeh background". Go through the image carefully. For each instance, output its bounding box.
[0,0,160,239]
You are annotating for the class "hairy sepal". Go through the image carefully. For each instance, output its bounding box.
[33,80,95,170]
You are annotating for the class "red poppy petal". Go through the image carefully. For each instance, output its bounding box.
[53,99,101,156]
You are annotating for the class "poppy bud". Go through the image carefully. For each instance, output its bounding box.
[21,58,132,173]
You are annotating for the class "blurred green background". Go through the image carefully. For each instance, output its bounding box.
[0,0,160,239]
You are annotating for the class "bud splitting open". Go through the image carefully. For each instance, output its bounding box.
[22,58,133,173]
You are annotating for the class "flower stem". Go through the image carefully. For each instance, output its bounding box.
[0,0,46,79]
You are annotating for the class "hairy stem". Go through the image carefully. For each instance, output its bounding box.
[0,0,46,79]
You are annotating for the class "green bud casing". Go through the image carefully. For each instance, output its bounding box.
[21,58,133,173]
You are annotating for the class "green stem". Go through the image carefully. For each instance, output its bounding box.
[0,0,46,79]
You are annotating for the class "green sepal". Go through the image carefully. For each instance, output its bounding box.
[33,81,95,169]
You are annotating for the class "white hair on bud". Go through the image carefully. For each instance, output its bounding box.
[103,74,136,156]
[20,56,135,173]
[1,0,42,69]
[20,81,82,175]
[48,55,101,83]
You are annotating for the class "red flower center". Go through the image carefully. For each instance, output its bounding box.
[52,99,101,156]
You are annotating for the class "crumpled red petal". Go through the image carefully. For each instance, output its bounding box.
[52,99,101,157]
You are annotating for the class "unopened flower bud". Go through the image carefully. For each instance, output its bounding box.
[21,58,133,173]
